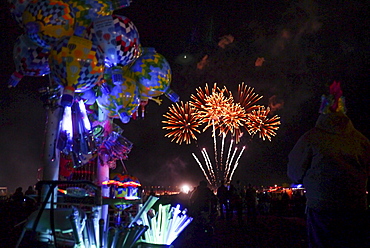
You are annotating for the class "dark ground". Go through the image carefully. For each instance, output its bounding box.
[173,213,307,248]
[1,200,307,248]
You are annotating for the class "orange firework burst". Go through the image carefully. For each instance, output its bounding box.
[163,83,281,145]
[190,83,218,110]
[197,89,233,132]
[232,127,244,144]
[162,101,201,145]
[246,106,281,141]
[190,83,249,141]
[236,82,263,112]
[219,101,246,136]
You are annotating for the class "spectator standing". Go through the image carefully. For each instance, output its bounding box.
[25,186,35,196]
[24,185,37,211]
[257,191,271,215]
[287,82,370,248]
[190,180,217,219]
[245,184,257,225]
[11,187,24,205]
[229,182,244,226]
[216,180,229,220]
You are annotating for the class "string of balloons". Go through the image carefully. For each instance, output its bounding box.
[7,0,180,168]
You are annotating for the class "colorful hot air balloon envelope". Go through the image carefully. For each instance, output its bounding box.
[49,35,104,107]
[22,0,75,49]
[129,47,174,99]
[96,74,140,123]
[63,0,132,36]
[8,34,50,87]
[86,14,141,68]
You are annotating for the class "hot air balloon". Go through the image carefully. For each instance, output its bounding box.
[49,35,105,107]
[129,47,179,102]
[8,34,50,87]
[85,14,141,85]
[22,0,75,49]
[63,0,132,36]
[96,73,140,123]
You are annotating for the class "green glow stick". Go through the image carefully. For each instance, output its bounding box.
[139,204,193,245]
[129,195,159,228]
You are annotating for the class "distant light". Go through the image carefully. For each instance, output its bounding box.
[291,183,303,189]
[181,184,191,194]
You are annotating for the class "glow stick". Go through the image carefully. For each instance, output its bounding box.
[157,204,162,241]
[78,99,91,130]
[129,195,159,228]
[61,106,73,140]
[160,204,170,244]
[165,205,181,242]
[141,210,153,242]
[139,204,193,245]
[125,225,148,248]
[150,213,157,243]
[106,227,116,248]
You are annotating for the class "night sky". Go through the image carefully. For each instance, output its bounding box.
[1,0,369,193]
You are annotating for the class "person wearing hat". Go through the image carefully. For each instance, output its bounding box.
[287,81,370,248]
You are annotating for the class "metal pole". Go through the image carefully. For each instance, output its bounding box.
[40,85,63,208]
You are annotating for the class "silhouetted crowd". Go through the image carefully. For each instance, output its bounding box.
[187,180,307,230]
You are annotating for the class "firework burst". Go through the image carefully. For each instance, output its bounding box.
[197,90,233,132]
[220,101,247,136]
[246,106,281,141]
[236,82,263,112]
[162,101,201,145]
[164,83,281,143]
[190,84,247,138]
[189,83,218,110]
[163,82,281,189]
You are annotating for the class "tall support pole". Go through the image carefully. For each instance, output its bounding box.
[33,86,64,244]
[41,86,63,208]
[96,107,110,243]
[43,106,62,182]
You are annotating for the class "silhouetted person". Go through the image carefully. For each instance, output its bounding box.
[25,185,36,211]
[245,184,257,225]
[190,180,217,217]
[234,180,245,199]
[258,191,271,215]
[287,82,370,248]
[216,180,229,220]
[229,183,243,225]
[189,180,217,236]
[280,190,290,216]
[12,187,24,205]
[25,185,35,196]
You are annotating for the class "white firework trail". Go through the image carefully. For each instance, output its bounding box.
[224,139,234,178]
[225,147,238,182]
[192,153,212,186]
[193,136,246,189]
[202,148,216,185]
[212,122,219,170]
[220,133,226,173]
[227,146,246,183]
